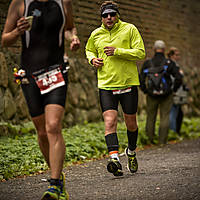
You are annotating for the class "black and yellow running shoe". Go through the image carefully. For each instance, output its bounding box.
[41,184,60,200]
[107,158,123,176]
[125,148,138,173]
[59,172,69,200]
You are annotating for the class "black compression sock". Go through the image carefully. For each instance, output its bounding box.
[105,133,119,153]
[127,129,138,151]
[50,178,60,186]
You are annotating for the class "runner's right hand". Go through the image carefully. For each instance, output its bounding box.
[16,17,30,35]
[92,58,104,68]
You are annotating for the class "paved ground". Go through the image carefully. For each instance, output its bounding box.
[0,138,200,200]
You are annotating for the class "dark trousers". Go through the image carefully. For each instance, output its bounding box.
[176,106,183,133]
[146,94,173,144]
[169,104,183,134]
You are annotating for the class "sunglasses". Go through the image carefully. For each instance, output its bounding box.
[102,12,117,18]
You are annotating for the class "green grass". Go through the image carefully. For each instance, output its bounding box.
[0,117,200,181]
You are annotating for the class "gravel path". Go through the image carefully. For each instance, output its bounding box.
[0,138,200,200]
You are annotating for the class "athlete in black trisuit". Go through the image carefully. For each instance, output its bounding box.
[1,0,80,199]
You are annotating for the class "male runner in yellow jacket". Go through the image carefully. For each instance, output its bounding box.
[85,1,145,176]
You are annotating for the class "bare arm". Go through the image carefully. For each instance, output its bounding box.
[63,0,80,51]
[1,0,30,47]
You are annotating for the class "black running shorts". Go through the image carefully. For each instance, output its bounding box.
[99,86,138,114]
[21,71,68,118]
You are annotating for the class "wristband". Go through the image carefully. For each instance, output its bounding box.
[91,59,94,65]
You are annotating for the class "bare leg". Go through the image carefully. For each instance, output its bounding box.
[32,114,50,167]
[124,113,138,131]
[103,110,118,135]
[45,104,66,179]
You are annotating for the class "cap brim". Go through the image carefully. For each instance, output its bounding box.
[102,9,117,15]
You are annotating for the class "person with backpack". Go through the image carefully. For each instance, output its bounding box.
[140,40,182,144]
[167,47,188,134]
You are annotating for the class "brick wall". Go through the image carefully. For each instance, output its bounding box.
[1,0,200,65]
[72,0,200,64]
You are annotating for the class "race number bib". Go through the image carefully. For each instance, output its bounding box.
[112,87,132,95]
[34,68,65,94]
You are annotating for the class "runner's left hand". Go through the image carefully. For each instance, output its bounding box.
[104,46,116,56]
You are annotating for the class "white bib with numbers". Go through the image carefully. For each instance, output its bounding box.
[112,87,131,95]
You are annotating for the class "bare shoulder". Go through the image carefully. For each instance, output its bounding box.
[8,0,24,17]
[9,0,24,9]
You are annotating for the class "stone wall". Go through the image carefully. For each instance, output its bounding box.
[0,0,200,126]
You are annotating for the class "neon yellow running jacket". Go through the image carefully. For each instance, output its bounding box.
[85,20,145,89]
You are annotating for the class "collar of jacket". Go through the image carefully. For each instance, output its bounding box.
[101,19,122,32]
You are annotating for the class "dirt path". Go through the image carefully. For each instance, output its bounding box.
[0,138,200,200]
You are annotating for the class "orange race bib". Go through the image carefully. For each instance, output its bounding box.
[34,68,65,95]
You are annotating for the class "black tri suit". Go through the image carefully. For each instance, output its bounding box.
[20,0,68,117]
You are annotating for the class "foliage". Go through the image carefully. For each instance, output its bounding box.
[0,117,200,181]
[0,134,47,181]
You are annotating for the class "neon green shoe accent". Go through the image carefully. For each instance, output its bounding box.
[59,190,69,200]
[125,148,138,173]
[107,158,123,176]
[41,185,60,200]
[59,172,69,200]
